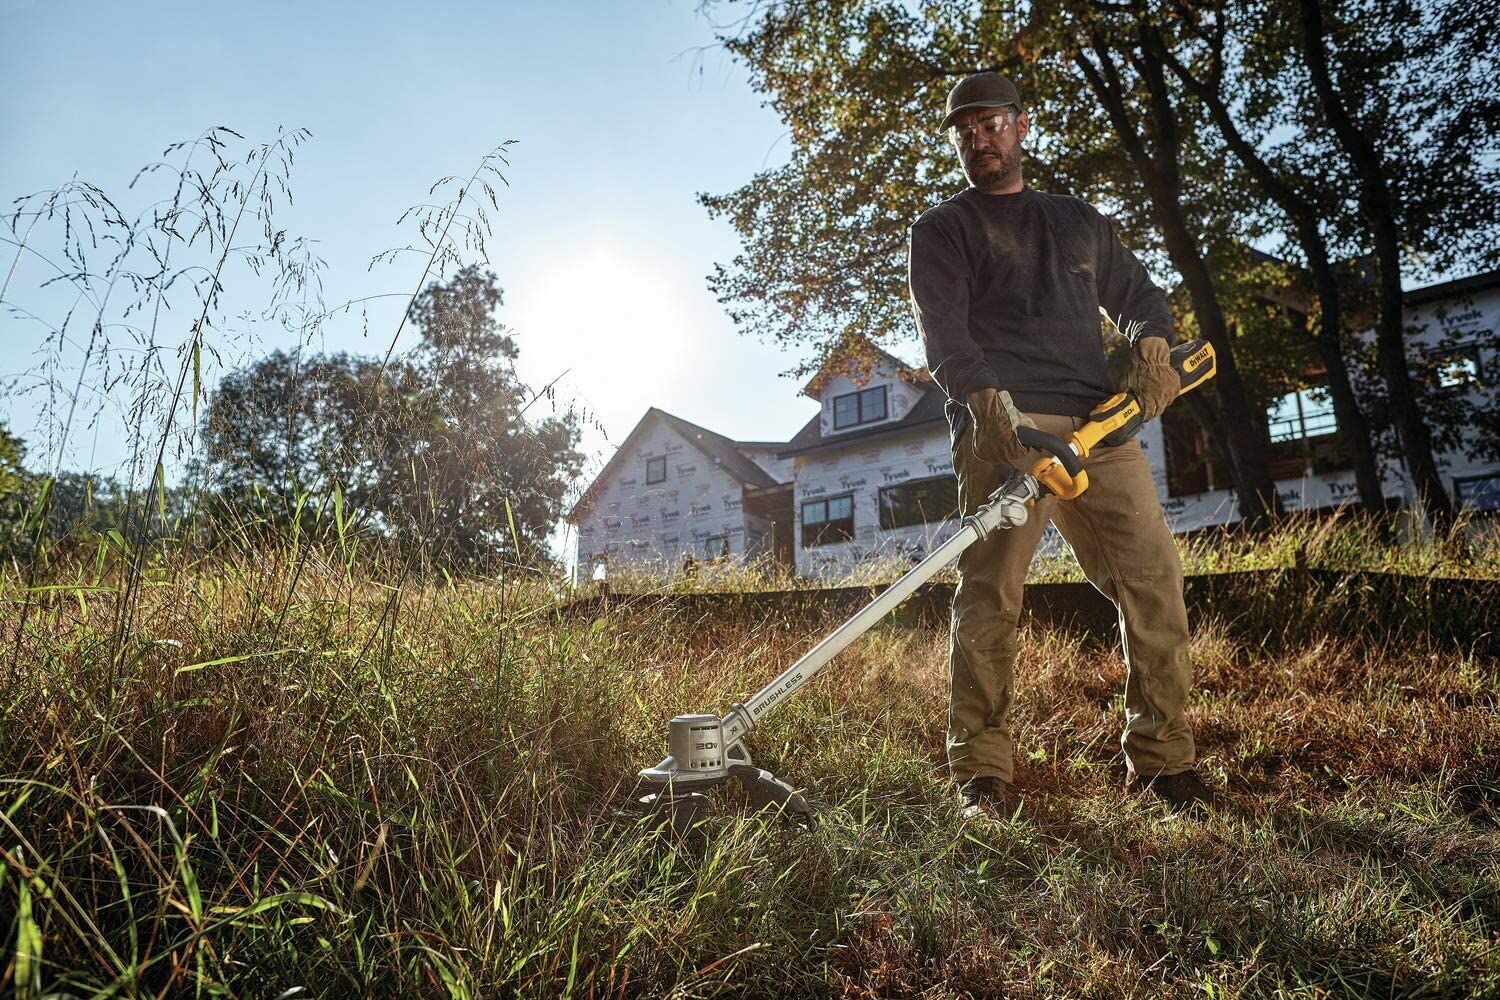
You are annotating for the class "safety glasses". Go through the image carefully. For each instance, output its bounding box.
[947,108,1017,147]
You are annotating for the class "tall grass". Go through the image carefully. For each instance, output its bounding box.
[3,527,1497,997]
[1174,507,1500,578]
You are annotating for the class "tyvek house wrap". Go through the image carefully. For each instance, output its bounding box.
[1145,272,1500,526]
[571,409,782,577]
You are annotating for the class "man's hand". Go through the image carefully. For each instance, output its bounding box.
[966,387,1037,466]
[1127,337,1179,421]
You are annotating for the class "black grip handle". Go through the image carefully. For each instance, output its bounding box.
[1016,426,1083,478]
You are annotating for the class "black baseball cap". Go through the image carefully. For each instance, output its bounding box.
[941,72,1023,130]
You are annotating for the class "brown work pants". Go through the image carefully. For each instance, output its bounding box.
[948,412,1196,784]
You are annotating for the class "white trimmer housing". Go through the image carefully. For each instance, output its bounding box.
[641,714,729,784]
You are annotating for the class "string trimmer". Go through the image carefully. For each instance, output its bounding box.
[635,340,1218,828]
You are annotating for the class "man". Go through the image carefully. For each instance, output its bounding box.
[907,71,1215,818]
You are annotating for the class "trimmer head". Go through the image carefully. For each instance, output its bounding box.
[634,714,812,831]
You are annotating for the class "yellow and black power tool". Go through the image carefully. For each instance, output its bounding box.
[1027,339,1217,500]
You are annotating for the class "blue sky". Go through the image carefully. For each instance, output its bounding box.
[1,0,843,549]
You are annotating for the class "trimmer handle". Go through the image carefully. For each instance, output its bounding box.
[1028,339,1218,500]
[1084,339,1218,451]
[1015,426,1084,480]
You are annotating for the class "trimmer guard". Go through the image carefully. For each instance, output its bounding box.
[636,730,813,828]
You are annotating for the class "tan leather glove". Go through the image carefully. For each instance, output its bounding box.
[1127,337,1179,421]
[965,388,1037,466]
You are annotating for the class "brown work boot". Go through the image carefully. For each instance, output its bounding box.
[1126,769,1215,817]
[957,776,1021,820]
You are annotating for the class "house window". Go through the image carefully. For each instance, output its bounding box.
[702,534,730,558]
[1266,384,1350,478]
[1267,388,1337,443]
[879,475,959,529]
[832,385,889,430]
[1432,345,1484,390]
[646,456,667,484]
[801,493,854,547]
[1455,473,1500,512]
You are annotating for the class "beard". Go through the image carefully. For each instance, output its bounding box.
[964,143,1022,190]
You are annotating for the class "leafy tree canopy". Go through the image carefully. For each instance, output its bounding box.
[199,266,583,570]
[0,422,27,555]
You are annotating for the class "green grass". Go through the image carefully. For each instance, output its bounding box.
[3,538,1499,997]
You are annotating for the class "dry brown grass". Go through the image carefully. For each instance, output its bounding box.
[3,548,1497,997]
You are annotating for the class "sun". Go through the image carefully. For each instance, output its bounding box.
[507,243,698,409]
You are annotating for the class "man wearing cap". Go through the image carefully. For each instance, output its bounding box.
[908,71,1215,818]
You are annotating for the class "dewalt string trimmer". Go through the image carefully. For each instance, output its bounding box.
[634,339,1218,828]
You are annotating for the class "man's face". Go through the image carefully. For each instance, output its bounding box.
[950,105,1028,191]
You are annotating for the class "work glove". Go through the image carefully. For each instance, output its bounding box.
[965,387,1037,466]
[1126,336,1179,422]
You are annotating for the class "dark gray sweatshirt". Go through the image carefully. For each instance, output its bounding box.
[908,185,1173,443]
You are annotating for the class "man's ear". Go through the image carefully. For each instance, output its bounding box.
[1017,108,1030,142]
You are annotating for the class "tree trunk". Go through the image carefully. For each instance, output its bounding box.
[1076,37,1278,525]
[1160,225,1279,524]
[1149,19,1386,515]
[1297,0,1454,528]
[1303,237,1387,513]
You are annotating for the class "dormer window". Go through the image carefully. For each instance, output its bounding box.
[833,385,888,430]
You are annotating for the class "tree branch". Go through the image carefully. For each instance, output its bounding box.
[1150,20,1301,216]
[1132,17,1185,198]
[1074,39,1153,181]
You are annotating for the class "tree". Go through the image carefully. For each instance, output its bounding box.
[200,267,583,570]
[380,266,584,567]
[36,472,132,544]
[1053,4,1281,522]
[700,1,1282,524]
[198,353,387,500]
[1144,2,1386,514]
[0,427,144,560]
[1099,0,1499,519]
[1282,0,1500,525]
[197,349,390,525]
[1,422,28,557]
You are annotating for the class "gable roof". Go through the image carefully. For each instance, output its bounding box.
[566,407,785,522]
[799,335,932,399]
[777,385,950,458]
[655,409,782,490]
[1406,265,1500,306]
